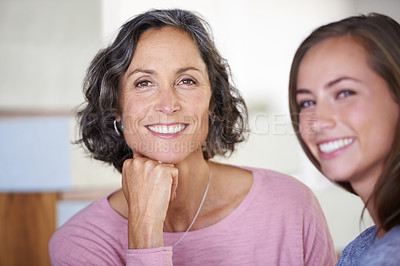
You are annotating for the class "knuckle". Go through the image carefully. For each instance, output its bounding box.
[132,157,145,168]
[143,160,155,169]
[122,159,133,172]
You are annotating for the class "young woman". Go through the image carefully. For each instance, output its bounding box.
[49,9,335,265]
[289,13,400,265]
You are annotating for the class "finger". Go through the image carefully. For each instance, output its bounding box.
[169,168,179,202]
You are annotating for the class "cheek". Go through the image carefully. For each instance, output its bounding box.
[298,112,320,158]
[192,97,211,141]
[120,104,150,137]
[193,102,210,138]
[367,111,398,150]
[190,91,211,119]
[298,111,316,141]
[346,101,398,160]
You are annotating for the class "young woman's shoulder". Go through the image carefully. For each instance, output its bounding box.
[358,225,400,265]
[337,226,376,265]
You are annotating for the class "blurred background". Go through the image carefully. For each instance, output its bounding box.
[1,0,399,264]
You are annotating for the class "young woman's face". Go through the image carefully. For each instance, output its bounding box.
[296,36,399,188]
[118,26,212,163]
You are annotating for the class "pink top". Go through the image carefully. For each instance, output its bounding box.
[49,167,336,265]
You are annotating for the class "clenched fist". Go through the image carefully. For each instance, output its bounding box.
[122,154,179,249]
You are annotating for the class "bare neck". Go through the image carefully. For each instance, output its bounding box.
[350,170,383,236]
[163,149,211,232]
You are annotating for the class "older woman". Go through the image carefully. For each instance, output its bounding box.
[49,9,335,265]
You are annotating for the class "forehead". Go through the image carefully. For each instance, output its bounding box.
[139,26,192,43]
[306,36,367,67]
[135,26,200,57]
[297,36,370,83]
[130,26,207,72]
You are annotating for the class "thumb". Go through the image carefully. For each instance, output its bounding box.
[169,167,179,202]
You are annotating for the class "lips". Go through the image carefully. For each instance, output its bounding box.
[146,123,188,134]
[318,137,355,154]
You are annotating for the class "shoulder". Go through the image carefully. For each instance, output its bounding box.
[214,164,315,208]
[248,167,307,187]
[245,167,331,234]
[49,196,127,265]
[358,226,400,265]
[248,167,316,204]
[233,166,327,225]
[243,167,336,264]
[337,226,376,265]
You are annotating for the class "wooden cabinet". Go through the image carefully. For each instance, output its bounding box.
[0,193,57,266]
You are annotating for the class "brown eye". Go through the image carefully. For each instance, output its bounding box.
[178,79,195,85]
[136,80,153,88]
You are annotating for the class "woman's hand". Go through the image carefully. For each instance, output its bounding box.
[122,154,178,249]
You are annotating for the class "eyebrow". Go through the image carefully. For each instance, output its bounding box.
[295,76,361,95]
[176,67,202,74]
[126,69,155,79]
[126,66,202,79]
[325,76,361,88]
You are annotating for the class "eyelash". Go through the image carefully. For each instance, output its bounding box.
[135,80,153,88]
[177,78,196,86]
[297,90,355,110]
[337,90,355,98]
[135,78,196,89]
[298,100,315,110]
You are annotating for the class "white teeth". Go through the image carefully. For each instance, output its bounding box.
[319,138,354,153]
[147,124,186,134]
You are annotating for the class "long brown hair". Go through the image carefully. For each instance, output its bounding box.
[288,13,400,232]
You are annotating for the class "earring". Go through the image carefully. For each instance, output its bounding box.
[114,120,121,136]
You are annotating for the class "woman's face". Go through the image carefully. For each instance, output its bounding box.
[118,26,212,163]
[296,36,399,189]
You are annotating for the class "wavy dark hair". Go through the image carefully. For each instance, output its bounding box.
[77,9,248,173]
[288,13,400,233]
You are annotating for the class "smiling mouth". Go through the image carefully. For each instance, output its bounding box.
[318,137,355,153]
[146,124,188,134]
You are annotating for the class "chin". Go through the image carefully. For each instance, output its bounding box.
[147,152,188,164]
[156,157,181,165]
[321,167,352,183]
[327,176,351,183]
[131,140,203,164]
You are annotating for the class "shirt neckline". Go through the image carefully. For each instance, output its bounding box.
[102,167,259,235]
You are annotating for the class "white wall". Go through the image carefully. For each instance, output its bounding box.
[0,0,102,111]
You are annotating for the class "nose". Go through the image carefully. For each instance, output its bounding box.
[155,85,181,114]
[314,103,336,133]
